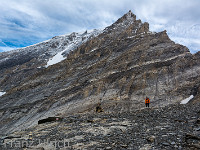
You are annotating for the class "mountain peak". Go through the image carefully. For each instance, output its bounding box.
[115,10,136,25]
[103,10,148,36]
[126,10,136,18]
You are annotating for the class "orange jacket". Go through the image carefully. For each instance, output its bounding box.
[145,98,150,104]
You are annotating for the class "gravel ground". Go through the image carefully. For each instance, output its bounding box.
[0,102,199,150]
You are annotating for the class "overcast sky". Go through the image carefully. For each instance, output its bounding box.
[0,0,199,53]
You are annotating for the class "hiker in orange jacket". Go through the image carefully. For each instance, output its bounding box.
[145,97,150,107]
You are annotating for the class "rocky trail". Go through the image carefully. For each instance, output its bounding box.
[1,101,199,150]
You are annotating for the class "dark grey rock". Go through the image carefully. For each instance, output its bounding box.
[105,146,112,150]
[171,141,176,145]
[162,142,170,146]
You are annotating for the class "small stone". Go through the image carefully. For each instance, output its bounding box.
[195,127,200,131]
[171,142,176,145]
[139,144,152,150]
[121,144,128,148]
[105,146,112,150]
[196,118,200,124]
[174,145,178,148]
[168,133,176,135]
[162,142,170,146]
[146,136,155,143]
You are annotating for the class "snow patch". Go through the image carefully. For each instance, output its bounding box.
[90,48,97,52]
[45,50,66,67]
[180,95,194,104]
[0,92,6,97]
[45,29,102,68]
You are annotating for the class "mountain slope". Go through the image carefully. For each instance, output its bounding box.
[0,11,199,135]
[0,29,102,91]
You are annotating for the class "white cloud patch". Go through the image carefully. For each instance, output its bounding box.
[162,23,200,53]
[0,0,200,53]
[0,46,16,52]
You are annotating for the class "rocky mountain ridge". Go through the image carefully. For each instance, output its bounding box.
[0,10,199,140]
[0,29,102,90]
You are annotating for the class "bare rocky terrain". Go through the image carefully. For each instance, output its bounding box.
[0,11,199,149]
[0,100,200,150]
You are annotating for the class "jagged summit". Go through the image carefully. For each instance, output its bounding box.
[115,10,136,24]
[103,10,149,37]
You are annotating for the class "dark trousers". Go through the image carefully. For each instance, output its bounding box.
[146,103,149,107]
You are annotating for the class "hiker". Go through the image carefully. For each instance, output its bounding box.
[145,97,150,107]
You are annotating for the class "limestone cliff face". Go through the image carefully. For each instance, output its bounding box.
[0,11,199,134]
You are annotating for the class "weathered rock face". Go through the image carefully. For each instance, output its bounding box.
[0,11,199,134]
